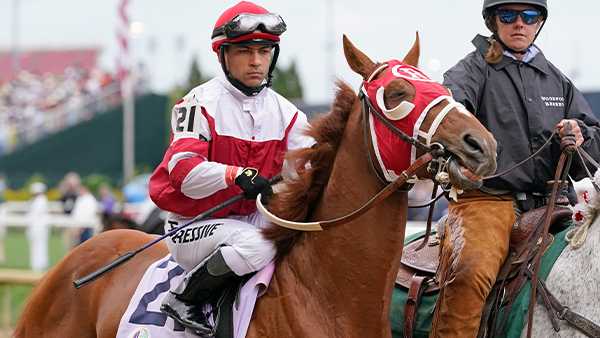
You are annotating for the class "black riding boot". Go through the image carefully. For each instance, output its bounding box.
[161,249,237,335]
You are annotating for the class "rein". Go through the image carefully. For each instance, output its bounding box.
[483,130,557,181]
[525,141,573,338]
[524,125,600,338]
[257,65,462,232]
[256,153,433,231]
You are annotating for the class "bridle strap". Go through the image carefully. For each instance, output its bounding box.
[534,274,600,337]
[359,88,432,154]
[418,97,462,146]
[256,153,434,231]
[366,63,389,82]
[362,94,391,185]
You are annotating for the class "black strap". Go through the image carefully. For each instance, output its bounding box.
[535,276,600,338]
[361,93,389,185]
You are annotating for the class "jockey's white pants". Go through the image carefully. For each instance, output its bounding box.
[164,211,275,276]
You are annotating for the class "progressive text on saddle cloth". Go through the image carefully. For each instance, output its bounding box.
[168,221,223,244]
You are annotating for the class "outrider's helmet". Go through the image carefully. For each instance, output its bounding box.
[481,0,548,54]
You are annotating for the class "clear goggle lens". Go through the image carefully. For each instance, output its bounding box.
[222,13,287,38]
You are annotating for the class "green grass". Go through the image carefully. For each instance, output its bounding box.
[0,228,69,326]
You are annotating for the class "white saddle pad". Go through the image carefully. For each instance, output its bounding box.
[116,255,274,338]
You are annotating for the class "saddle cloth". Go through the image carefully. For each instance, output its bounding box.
[116,255,274,338]
[390,225,572,338]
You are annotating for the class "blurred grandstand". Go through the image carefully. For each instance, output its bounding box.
[0,46,598,189]
[0,49,151,156]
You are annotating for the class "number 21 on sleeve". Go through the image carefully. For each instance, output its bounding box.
[175,106,196,133]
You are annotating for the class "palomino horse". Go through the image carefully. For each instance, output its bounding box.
[14,34,497,338]
[524,179,600,338]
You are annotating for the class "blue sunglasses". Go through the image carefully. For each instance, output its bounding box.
[496,8,542,25]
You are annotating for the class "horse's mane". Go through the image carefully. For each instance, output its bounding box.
[262,81,356,257]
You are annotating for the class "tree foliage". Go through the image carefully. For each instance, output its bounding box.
[167,55,211,129]
[185,56,211,92]
[271,59,304,100]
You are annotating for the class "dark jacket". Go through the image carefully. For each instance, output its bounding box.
[444,34,600,200]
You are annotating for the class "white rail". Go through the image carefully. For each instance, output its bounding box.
[0,201,101,230]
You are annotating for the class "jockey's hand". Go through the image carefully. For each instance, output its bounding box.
[556,119,584,147]
[235,167,273,201]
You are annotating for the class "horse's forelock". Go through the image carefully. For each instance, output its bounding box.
[262,81,357,257]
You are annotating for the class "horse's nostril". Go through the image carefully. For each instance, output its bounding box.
[463,134,484,154]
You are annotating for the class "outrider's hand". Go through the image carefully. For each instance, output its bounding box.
[556,119,584,146]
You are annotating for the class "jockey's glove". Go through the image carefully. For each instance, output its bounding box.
[235,167,273,202]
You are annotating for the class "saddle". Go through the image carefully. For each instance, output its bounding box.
[395,204,573,338]
[479,205,572,338]
[395,233,441,338]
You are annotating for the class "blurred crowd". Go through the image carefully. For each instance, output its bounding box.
[0,66,121,155]
[21,172,118,271]
[407,180,449,223]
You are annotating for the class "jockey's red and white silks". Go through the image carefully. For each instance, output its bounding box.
[362,60,451,181]
[149,77,314,218]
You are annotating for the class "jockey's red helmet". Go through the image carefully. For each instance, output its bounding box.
[211,1,286,53]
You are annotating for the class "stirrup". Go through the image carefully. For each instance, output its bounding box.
[160,294,215,336]
[160,249,237,335]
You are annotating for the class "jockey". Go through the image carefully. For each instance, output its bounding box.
[431,0,600,336]
[148,1,315,333]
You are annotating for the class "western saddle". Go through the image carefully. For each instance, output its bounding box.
[395,203,573,338]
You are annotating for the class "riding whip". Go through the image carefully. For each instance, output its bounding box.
[73,175,282,289]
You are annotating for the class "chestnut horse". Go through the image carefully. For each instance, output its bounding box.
[14,35,497,338]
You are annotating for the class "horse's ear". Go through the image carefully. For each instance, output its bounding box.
[402,31,420,67]
[343,34,376,80]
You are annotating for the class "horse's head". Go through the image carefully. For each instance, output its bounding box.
[343,34,497,190]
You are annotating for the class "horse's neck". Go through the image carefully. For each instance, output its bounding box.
[268,108,407,336]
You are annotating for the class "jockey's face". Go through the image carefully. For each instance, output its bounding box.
[224,44,273,88]
[495,4,543,53]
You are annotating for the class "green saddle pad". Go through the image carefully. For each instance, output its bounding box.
[390,225,573,338]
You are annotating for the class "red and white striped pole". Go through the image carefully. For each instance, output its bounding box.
[116,0,130,82]
[117,0,135,183]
